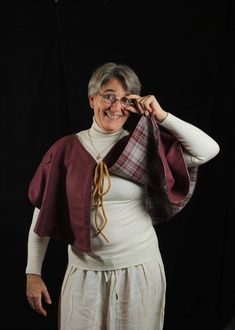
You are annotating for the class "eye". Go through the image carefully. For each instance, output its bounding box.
[120,97,131,106]
[102,94,116,102]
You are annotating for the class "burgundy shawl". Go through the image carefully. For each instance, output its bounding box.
[28,115,198,251]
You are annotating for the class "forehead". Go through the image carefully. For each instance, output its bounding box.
[101,78,127,94]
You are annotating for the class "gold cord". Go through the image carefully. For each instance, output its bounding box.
[92,161,111,242]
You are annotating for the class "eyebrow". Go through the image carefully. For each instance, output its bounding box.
[101,89,129,97]
[101,89,116,93]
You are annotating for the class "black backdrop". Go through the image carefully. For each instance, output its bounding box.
[0,1,234,329]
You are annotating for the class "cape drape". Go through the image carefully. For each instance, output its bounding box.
[28,115,198,251]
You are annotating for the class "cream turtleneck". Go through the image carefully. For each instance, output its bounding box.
[76,117,129,162]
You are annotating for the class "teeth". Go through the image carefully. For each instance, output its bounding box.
[106,112,122,120]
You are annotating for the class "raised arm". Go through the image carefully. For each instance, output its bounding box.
[127,94,220,167]
[160,113,220,167]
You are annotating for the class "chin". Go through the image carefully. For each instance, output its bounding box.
[102,124,122,133]
[101,118,126,132]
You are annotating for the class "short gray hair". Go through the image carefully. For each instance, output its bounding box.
[88,62,141,96]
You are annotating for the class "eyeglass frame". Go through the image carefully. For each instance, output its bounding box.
[97,92,136,108]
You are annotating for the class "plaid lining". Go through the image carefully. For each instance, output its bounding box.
[109,115,198,224]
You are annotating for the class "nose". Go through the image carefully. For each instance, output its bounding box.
[110,99,123,110]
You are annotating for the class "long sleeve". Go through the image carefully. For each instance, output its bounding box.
[160,113,220,167]
[25,207,50,275]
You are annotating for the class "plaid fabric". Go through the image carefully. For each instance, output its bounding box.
[109,115,198,224]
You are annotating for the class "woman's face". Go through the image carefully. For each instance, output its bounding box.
[88,78,131,133]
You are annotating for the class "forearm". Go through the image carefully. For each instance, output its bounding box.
[25,207,50,275]
[160,113,220,167]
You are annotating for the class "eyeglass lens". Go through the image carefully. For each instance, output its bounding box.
[100,93,132,107]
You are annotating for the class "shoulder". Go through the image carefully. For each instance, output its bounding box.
[40,135,77,164]
[46,134,78,152]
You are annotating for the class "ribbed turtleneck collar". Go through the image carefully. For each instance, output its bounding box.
[89,116,124,140]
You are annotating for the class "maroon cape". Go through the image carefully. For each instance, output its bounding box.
[28,115,198,251]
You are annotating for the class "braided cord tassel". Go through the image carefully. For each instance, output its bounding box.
[92,161,111,242]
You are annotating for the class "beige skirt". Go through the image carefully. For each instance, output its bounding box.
[58,259,166,330]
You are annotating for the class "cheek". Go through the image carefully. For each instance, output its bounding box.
[98,109,107,118]
[94,107,104,118]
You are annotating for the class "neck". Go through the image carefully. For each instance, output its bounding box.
[86,117,125,160]
[90,117,123,138]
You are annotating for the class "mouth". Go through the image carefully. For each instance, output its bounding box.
[104,111,123,120]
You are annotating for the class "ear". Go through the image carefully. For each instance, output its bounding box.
[88,95,95,109]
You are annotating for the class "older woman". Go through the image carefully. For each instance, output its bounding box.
[26,62,219,330]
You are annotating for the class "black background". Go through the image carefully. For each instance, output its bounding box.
[0,1,234,329]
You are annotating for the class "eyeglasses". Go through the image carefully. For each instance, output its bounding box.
[98,92,134,108]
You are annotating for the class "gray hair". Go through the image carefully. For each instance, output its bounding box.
[88,62,141,96]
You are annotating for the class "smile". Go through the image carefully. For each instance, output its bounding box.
[104,111,122,120]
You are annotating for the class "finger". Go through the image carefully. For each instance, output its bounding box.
[140,103,147,115]
[34,300,47,317]
[134,99,145,115]
[125,104,139,114]
[42,288,52,305]
[29,300,35,309]
[28,298,36,310]
[29,297,47,317]
[125,98,138,113]
[144,110,150,116]
[141,95,155,114]
[138,98,148,112]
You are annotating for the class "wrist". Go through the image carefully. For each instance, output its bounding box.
[154,110,168,123]
[26,273,41,277]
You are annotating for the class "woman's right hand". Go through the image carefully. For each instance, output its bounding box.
[26,274,52,317]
